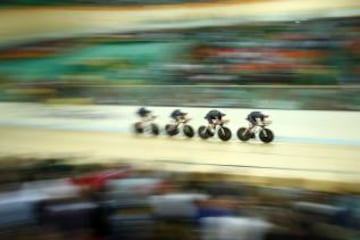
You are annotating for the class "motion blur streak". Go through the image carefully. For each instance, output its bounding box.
[0,0,359,239]
[0,0,359,45]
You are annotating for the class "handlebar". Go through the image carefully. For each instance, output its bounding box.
[178,117,191,124]
[215,119,229,125]
[222,119,229,124]
[259,121,271,127]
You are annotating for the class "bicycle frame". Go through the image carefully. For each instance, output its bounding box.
[138,116,157,129]
[211,119,229,133]
[244,122,270,135]
[170,118,191,128]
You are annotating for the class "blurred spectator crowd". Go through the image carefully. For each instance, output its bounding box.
[0,17,359,110]
[0,157,358,240]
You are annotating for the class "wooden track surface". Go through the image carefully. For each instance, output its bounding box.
[0,127,359,192]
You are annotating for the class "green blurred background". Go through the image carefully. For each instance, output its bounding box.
[0,1,359,110]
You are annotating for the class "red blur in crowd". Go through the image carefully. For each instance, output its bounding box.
[70,167,133,190]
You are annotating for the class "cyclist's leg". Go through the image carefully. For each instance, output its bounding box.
[248,118,257,138]
[256,117,263,126]
[206,118,216,132]
[249,118,256,131]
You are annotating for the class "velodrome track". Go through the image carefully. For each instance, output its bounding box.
[0,103,359,192]
[0,127,359,192]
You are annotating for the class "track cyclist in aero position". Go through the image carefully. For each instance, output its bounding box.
[165,109,195,138]
[198,109,232,141]
[237,111,274,143]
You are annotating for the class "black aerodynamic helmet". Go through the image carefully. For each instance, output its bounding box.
[138,107,151,115]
